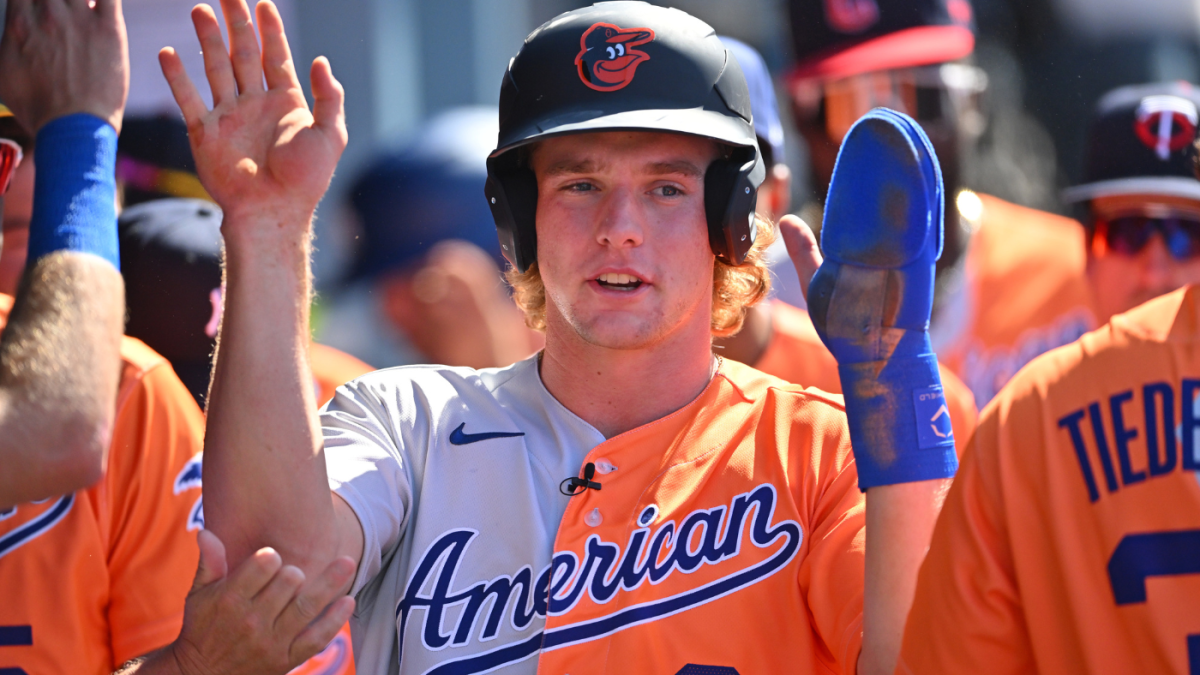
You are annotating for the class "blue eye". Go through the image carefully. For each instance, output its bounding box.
[659,186,681,197]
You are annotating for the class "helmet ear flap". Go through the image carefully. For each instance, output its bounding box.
[486,154,539,272]
[705,148,765,265]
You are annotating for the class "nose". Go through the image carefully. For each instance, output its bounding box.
[595,186,644,250]
[1137,233,1174,292]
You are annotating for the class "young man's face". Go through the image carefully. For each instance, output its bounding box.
[531,131,719,350]
[1086,194,1200,320]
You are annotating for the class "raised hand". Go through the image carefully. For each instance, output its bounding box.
[0,0,129,134]
[158,0,346,231]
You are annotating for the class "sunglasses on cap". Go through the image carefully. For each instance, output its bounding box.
[1092,214,1200,260]
[0,138,21,195]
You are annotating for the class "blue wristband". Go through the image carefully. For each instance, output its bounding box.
[28,114,120,270]
[838,348,958,490]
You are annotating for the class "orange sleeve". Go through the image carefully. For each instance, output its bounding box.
[104,361,206,664]
[938,364,978,458]
[896,404,1034,674]
[797,410,866,674]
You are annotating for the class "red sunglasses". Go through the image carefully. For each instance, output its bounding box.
[1092,214,1200,261]
[0,139,22,196]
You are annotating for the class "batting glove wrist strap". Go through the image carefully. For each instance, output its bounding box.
[837,353,956,490]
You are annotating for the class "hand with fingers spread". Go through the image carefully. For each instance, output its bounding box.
[135,530,356,675]
[158,0,346,230]
[0,0,129,134]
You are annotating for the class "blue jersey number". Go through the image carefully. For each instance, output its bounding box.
[1108,530,1200,674]
[0,624,31,675]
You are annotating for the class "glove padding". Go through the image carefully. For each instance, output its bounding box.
[808,108,957,490]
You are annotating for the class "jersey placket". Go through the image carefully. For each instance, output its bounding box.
[535,370,738,675]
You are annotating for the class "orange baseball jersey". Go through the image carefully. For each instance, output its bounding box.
[311,342,374,408]
[0,293,206,674]
[322,355,865,675]
[899,285,1200,674]
[754,300,978,455]
[933,192,1098,407]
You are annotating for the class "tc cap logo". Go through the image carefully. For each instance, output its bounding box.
[1134,95,1198,161]
[575,22,655,92]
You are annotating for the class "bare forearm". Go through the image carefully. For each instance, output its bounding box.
[859,478,951,675]
[0,252,123,508]
[203,219,338,570]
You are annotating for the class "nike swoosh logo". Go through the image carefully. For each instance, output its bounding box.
[449,423,525,446]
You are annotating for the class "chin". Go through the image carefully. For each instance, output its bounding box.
[574,317,664,350]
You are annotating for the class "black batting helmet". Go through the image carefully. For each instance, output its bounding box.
[484,0,765,272]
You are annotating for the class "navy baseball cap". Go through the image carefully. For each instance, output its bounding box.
[119,198,224,405]
[1064,82,1200,203]
[720,36,785,166]
[349,106,505,281]
[786,0,975,82]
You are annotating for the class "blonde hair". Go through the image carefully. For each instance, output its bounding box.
[506,214,776,337]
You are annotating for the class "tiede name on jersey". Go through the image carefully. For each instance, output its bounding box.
[396,484,803,674]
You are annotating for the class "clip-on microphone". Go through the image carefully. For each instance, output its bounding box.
[560,462,602,496]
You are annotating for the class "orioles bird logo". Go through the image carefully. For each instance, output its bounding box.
[575,22,655,92]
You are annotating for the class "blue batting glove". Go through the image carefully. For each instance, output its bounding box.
[808,108,957,490]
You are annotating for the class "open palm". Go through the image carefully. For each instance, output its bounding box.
[159,0,346,231]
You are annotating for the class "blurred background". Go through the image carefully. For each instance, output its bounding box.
[108,0,1200,271]
[10,0,1200,366]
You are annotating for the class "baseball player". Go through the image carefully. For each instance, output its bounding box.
[319,106,540,371]
[786,0,1098,408]
[711,36,978,454]
[899,286,1200,673]
[0,1,211,670]
[0,3,129,508]
[896,80,1200,675]
[127,1,956,674]
[1063,82,1200,325]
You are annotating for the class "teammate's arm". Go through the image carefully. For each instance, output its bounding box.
[158,0,362,575]
[0,0,128,508]
[782,214,953,675]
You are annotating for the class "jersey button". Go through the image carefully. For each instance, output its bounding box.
[585,507,603,527]
[594,458,618,474]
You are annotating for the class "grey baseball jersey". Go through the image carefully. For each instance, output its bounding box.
[322,354,866,675]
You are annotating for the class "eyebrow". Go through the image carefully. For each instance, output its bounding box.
[543,159,603,177]
[643,160,705,178]
[541,158,705,178]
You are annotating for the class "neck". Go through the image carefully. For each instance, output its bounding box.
[539,313,716,439]
[712,301,773,367]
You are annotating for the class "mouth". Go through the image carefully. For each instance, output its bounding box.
[594,272,645,292]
